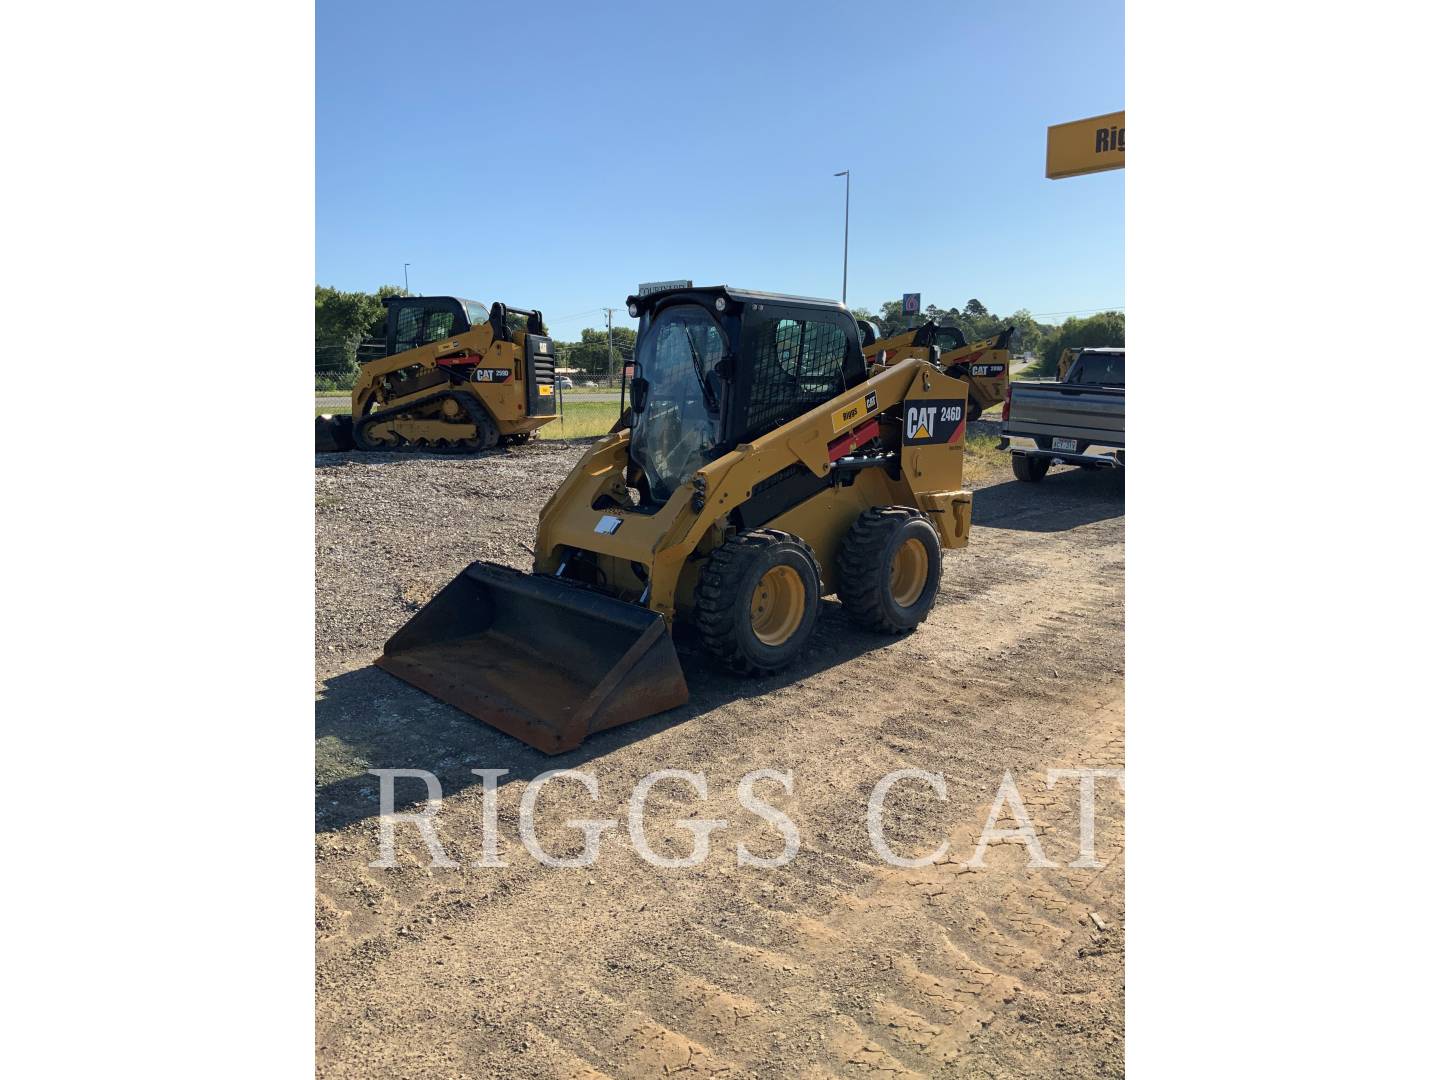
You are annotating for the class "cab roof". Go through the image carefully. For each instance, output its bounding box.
[626,284,850,317]
[381,294,485,308]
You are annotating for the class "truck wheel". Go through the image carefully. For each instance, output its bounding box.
[1012,453,1050,482]
[836,507,943,634]
[696,530,821,674]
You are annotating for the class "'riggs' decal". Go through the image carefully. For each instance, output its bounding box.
[472,368,513,383]
[830,389,881,434]
[903,399,967,446]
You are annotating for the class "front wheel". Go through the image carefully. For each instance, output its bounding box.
[1011,453,1050,483]
[695,530,821,674]
[836,507,944,634]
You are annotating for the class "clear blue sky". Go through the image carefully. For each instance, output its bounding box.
[317,0,1123,337]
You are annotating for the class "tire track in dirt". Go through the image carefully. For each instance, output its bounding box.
[316,458,1124,1078]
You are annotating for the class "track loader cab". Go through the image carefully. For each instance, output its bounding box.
[346,297,559,452]
[378,285,977,754]
[865,319,1014,421]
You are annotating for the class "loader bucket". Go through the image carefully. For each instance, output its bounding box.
[376,562,689,754]
[315,415,354,452]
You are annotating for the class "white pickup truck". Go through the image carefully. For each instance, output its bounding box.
[1000,347,1124,482]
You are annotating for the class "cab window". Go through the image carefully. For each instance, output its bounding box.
[745,314,850,433]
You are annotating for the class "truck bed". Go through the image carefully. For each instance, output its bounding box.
[1004,380,1124,447]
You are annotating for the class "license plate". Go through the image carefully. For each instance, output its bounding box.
[1052,437,1078,452]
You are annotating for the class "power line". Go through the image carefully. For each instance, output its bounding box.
[546,307,610,325]
[1028,306,1125,318]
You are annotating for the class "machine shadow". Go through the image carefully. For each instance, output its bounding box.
[314,601,896,834]
[971,467,1125,533]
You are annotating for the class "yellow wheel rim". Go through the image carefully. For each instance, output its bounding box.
[890,538,928,607]
[750,565,805,646]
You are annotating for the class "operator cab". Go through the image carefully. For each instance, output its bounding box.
[624,286,867,505]
[379,295,545,357]
[857,319,883,349]
[910,320,968,353]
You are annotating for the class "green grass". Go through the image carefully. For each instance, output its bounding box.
[316,405,350,417]
[964,430,1010,475]
[540,401,621,439]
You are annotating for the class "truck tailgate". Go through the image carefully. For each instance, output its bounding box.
[1005,382,1124,444]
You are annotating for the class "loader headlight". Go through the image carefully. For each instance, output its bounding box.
[627,302,639,317]
[714,297,727,312]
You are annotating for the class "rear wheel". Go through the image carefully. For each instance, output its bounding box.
[1011,453,1050,482]
[836,507,943,634]
[696,530,821,674]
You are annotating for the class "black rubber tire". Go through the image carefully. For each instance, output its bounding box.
[1011,453,1050,483]
[695,530,821,674]
[967,398,984,423]
[836,507,944,634]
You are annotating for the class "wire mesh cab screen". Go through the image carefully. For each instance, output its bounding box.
[739,310,855,436]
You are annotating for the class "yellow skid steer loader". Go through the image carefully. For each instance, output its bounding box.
[860,319,1014,421]
[317,296,559,453]
[376,286,975,753]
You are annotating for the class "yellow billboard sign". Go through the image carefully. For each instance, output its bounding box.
[1046,110,1125,179]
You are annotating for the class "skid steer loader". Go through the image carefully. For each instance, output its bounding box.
[376,286,975,753]
[317,295,559,453]
[860,319,1014,421]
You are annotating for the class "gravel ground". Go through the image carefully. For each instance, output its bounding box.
[315,437,1125,1078]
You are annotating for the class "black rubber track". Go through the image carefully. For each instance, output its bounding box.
[353,387,498,454]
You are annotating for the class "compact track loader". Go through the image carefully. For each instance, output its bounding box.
[860,320,1014,421]
[317,295,559,453]
[377,286,974,753]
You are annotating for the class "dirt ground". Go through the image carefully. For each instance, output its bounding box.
[315,430,1125,1078]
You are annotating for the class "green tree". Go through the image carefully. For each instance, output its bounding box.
[315,286,382,379]
[314,284,410,385]
[1002,308,1046,356]
[557,326,637,379]
[1032,311,1125,377]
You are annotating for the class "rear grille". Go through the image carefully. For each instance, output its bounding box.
[525,335,558,417]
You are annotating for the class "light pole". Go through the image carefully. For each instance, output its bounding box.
[833,170,850,304]
[404,263,411,294]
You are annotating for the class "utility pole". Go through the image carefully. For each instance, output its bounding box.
[833,170,850,304]
[403,263,410,294]
[605,307,617,387]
